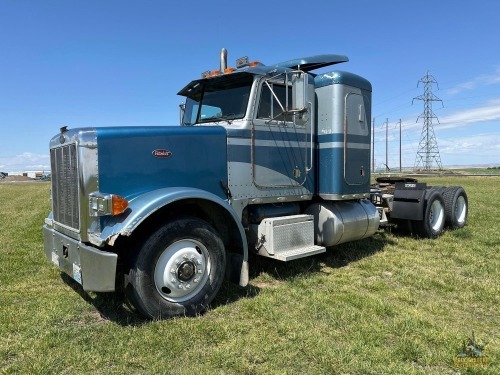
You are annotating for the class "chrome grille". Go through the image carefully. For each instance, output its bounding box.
[51,144,80,229]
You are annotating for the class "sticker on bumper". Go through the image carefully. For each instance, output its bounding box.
[72,263,82,285]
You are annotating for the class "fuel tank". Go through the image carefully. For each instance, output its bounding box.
[305,199,379,247]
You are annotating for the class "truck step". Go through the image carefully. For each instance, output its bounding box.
[272,245,326,261]
[254,214,326,261]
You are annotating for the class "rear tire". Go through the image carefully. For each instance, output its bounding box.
[442,186,468,229]
[126,218,226,319]
[415,190,445,239]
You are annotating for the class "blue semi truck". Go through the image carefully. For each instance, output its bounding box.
[43,49,468,319]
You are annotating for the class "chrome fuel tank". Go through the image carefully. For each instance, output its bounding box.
[305,199,379,247]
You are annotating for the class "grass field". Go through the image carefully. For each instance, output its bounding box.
[451,168,500,176]
[0,177,498,374]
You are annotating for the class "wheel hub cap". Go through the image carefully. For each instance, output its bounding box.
[177,261,196,281]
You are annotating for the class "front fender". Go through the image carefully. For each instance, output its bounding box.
[88,187,249,286]
[93,187,239,241]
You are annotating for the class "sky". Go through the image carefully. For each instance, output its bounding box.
[1,0,499,172]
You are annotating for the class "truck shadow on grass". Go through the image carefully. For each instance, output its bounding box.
[61,230,394,325]
[212,230,394,309]
[60,274,150,326]
[246,230,394,282]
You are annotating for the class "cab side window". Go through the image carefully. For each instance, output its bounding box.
[257,83,292,122]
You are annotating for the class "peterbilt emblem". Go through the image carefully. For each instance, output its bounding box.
[152,149,172,158]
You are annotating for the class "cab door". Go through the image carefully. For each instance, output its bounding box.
[251,79,309,189]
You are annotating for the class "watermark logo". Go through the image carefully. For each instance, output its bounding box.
[454,332,491,369]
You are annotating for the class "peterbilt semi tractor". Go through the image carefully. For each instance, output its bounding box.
[43,49,468,319]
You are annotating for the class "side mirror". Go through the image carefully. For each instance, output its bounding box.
[291,72,309,125]
[179,103,186,125]
[292,72,308,111]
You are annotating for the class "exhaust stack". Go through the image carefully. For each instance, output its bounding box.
[220,48,227,72]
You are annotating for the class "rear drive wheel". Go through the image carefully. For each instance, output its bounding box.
[127,218,226,319]
[416,190,445,238]
[442,186,468,229]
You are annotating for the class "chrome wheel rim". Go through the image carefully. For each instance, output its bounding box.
[455,196,467,224]
[154,239,210,302]
[429,199,445,231]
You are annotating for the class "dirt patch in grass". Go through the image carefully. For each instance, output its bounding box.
[0,176,36,183]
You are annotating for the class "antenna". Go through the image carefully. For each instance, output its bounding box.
[413,72,443,170]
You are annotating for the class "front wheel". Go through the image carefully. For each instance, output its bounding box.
[415,190,445,239]
[126,218,226,319]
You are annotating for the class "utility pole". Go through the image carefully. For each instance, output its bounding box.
[413,72,443,170]
[385,118,389,172]
[398,119,402,172]
[372,118,375,172]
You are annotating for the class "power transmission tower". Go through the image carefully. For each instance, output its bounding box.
[413,72,443,170]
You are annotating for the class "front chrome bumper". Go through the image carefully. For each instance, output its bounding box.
[43,225,118,292]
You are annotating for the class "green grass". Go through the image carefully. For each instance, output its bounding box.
[1,178,498,374]
[452,168,500,175]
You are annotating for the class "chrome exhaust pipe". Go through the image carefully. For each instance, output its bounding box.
[220,48,227,71]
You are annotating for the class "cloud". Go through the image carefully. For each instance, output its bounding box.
[439,133,500,153]
[372,100,500,167]
[376,132,500,168]
[436,99,500,130]
[446,67,500,95]
[0,152,50,172]
[437,133,500,166]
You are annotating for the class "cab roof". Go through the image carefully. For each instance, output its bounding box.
[178,54,349,97]
[272,54,348,72]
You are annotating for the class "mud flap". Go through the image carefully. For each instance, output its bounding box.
[390,182,427,221]
[226,252,249,287]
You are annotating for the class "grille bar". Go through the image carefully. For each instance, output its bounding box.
[51,144,80,229]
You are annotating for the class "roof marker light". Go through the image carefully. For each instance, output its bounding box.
[236,56,249,68]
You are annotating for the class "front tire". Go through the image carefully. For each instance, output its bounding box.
[127,218,226,319]
[415,190,445,239]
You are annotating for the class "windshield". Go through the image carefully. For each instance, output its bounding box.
[182,75,253,125]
